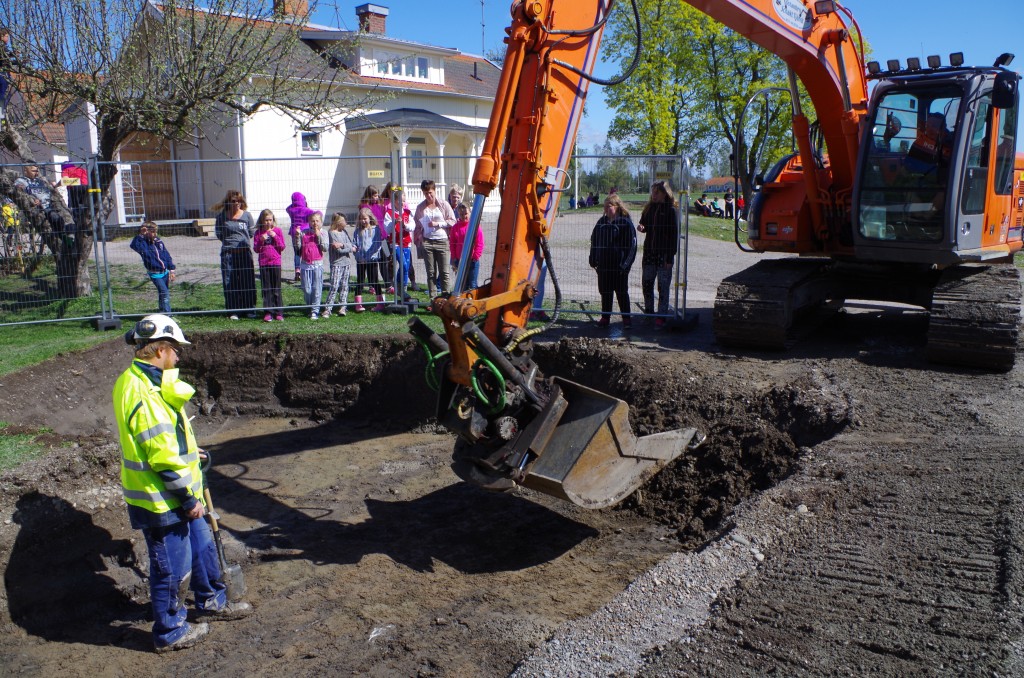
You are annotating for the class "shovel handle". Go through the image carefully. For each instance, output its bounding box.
[203,488,220,531]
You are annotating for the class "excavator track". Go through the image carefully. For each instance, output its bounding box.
[713,258,834,350]
[926,265,1022,372]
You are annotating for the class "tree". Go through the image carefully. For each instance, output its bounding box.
[0,0,385,298]
[602,0,692,156]
[602,5,801,203]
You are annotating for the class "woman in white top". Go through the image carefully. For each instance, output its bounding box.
[413,179,456,296]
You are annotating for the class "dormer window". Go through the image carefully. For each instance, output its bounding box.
[371,49,430,81]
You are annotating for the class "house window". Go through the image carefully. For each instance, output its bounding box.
[301,131,322,155]
[410,148,424,169]
[376,51,392,75]
[371,49,430,81]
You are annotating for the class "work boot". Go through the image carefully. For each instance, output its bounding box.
[154,622,209,653]
[197,600,254,622]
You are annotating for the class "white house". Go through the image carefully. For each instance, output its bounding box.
[66,2,501,226]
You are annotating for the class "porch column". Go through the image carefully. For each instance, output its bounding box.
[468,133,484,193]
[429,130,450,191]
[395,130,412,194]
[354,132,369,194]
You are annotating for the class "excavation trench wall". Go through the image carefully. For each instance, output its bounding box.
[183,333,854,545]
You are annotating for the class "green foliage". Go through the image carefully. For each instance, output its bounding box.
[602,4,806,200]
[0,423,50,472]
[603,0,693,155]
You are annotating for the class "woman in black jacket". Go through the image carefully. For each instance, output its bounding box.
[637,181,679,327]
[589,194,637,328]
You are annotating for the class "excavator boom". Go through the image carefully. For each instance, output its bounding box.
[410,0,701,508]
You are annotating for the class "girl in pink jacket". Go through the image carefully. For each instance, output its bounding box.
[253,209,286,321]
[448,203,484,290]
[286,192,314,282]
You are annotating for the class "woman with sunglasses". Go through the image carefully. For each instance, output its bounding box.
[214,190,257,320]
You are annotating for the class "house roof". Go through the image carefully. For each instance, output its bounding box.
[346,108,484,134]
[7,74,70,147]
[153,5,500,100]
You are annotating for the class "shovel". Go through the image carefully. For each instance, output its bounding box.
[200,454,247,602]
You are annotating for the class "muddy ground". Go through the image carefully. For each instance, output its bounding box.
[0,298,1021,676]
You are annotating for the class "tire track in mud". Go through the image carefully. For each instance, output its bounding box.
[638,433,1024,676]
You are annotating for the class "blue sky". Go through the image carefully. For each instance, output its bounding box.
[314,1,1023,148]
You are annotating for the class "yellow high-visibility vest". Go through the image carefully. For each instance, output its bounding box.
[113,361,202,514]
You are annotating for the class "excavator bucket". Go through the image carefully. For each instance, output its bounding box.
[520,378,699,509]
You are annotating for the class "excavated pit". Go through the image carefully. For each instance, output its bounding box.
[0,332,851,675]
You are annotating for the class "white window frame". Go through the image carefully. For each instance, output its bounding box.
[370,48,432,82]
[300,130,322,156]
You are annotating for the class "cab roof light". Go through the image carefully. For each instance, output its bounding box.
[906,57,921,71]
[814,0,836,14]
[927,55,942,68]
[867,61,881,75]
[887,59,901,72]
[994,53,1014,68]
[949,52,964,67]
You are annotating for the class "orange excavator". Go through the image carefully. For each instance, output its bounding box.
[409,0,1022,507]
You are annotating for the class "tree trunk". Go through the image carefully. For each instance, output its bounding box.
[2,126,95,298]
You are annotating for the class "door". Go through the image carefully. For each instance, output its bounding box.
[955,96,990,252]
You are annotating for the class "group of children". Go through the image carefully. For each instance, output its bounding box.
[261,183,484,321]
[131,182,486,320]
[269,194,384,321]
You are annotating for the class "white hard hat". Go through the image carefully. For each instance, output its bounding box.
[126,314,191,346]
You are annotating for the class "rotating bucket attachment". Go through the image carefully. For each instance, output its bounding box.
[519,377,699,508]
[410,318,702,509]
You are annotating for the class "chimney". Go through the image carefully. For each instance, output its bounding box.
[356,3,389,34]
[273,0,310,18]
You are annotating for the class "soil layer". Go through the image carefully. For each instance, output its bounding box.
[0,307,1021,676]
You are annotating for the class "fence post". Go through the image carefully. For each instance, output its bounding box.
[89,156,122,330]
[672,154,697,330]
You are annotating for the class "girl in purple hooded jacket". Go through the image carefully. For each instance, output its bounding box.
[286,191,314,282]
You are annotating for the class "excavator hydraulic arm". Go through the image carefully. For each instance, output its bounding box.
[409,0,701,508]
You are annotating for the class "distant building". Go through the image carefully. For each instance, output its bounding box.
[65,2,500,226]
[703,176,734,194]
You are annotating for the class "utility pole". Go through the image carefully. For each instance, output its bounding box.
[481,0,485,56]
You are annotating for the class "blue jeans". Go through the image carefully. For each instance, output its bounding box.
[394,247,412,291]
[641,262,673,314]
[143,517,227,648]
[451,259,480,291]
[149,271,171,313]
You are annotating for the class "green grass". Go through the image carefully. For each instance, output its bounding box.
[0,322,119,377]
[0,278,455,378]
[0,423,50,472]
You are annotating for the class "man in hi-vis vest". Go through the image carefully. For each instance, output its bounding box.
[114,315,251,653]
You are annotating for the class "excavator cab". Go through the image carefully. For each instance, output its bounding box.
[854,66,1021,262]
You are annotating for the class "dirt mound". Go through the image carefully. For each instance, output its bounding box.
[534,338,852,546]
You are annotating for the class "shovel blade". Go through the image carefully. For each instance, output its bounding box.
[520,378,696,509]
[223,563,247,602]
[212,529,247,602]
